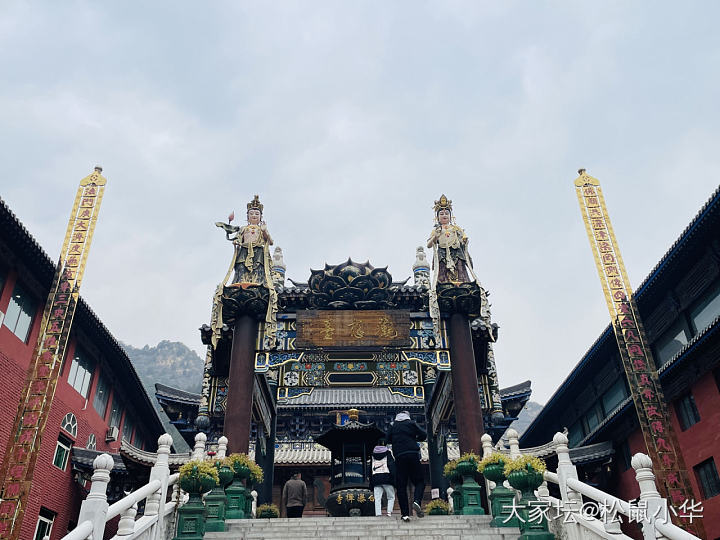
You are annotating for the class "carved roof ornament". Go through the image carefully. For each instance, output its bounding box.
[308,259,394,309]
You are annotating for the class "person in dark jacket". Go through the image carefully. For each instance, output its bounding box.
[369,443,396,516]
[386,411,427,521]
[281,472,307,518]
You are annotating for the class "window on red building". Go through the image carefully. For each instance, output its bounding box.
[653,319,691,366]
[67,348,94,398]
[601,378,629,414]
[3,282,36,342]
[109,395,123,428]
[87,433,97,450]
[675,392,701,431]
[61,412,78,437]
[693,458,720,499]
[53,434,72,471]
[33,508,55,540]
[92,371,111,418]
[122,415,134,443]
[690,281,720,335]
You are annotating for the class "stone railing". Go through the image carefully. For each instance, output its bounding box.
[61,433,179,540]
[61,432,259,540]
[482,429,700,540]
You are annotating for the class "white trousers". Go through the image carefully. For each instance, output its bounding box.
[373,484,396,516]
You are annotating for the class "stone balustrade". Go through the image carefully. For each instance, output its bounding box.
[481,429,700,540]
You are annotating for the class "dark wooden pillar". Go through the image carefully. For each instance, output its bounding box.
[448,313,485,454]
[424,379,448,498]
[224,315,257,453]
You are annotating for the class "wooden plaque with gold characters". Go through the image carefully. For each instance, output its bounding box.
[296,310,411,348]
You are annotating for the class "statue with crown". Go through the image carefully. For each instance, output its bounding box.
[211,195,279,349]
[426,195,480,337]
[427,194,477,285]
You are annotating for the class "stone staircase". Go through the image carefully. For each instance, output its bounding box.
[204,515,521,540]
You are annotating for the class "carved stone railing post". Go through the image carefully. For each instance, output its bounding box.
[116,501,138,536]
[217,436,228,459]
[632,453,669,540]
[481,434,495,491]
[146,433,173,540]
[192,432,207,460]
[506,429,521,458]
[553,432,583,540]
[251,490,258,518]
[77,453,114,540]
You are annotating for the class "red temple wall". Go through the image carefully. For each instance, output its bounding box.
[612,371,720,539]
[1,267,134,540]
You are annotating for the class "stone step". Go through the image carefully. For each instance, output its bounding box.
[204,515,520,540]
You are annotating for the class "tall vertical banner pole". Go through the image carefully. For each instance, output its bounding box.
[574,169,703,536]
[0,167,107,540]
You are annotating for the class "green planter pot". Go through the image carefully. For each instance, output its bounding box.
[179,474,217,498]
[507,468,544,503]
[455,460,484,516]
[233,463,251,483]
[174,474,216,540]
[205,466,235,532]
[428,508,449,515]
[506,467,553,540]
[482,462,518,528]
[455,459,478,478]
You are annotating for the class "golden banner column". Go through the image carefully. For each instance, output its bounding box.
[0,167,106,540]
[574,169,703,536]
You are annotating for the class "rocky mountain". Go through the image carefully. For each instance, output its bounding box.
[121,340,204,395]
[505,400,543,438]
[121,340,204,453]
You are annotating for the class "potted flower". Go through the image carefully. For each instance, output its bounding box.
[443,459,462,486]
[478,452,517,528]
[227,453,254,484]
[248,460,264,486]
[503,454,547,502]
[454,452,484,515]
[256,503,279,518]
[226,453,256,519]
[478,452,508,484]
[503,455,553,538]
[178,460,219,497]
[205,458,235,532]
[174,460,219,540]
[424,499,450,516]
[455,452,481,478]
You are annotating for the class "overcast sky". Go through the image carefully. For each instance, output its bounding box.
[2,2,719,404]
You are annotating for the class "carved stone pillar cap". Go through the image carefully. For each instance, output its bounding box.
[93,453,115,471]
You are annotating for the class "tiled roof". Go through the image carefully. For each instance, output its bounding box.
[119,439,192,468]
[279,388,425,407]
[568,441,614,465]
[499,380,531,399]
[71,448,127,473]
[155,382,202,405]
[273,441,460,465]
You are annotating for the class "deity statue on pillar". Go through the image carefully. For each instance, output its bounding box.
[427,195,476,285]
[213,195,278,348]
[216,195,274,285]
[426,195,478,339]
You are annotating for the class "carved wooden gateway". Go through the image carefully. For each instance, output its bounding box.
[184,195,518,505]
